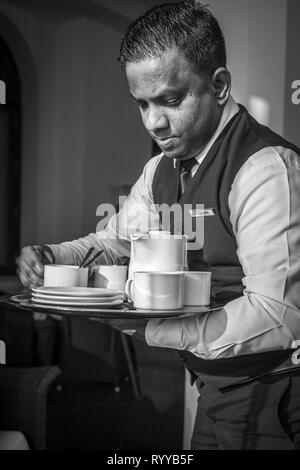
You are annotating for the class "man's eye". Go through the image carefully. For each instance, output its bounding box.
[165,98,181,107]
[137,102,147,110]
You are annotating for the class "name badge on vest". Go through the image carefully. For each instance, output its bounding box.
[189,208,216,217]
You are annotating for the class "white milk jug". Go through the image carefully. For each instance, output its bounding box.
[129,231,187,278]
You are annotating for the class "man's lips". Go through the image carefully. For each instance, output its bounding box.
[157,136,175,141]
[156,136,177,145]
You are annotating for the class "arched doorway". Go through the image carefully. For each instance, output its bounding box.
[0,36,21,274]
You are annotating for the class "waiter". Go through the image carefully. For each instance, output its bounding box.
[16,1,300,449]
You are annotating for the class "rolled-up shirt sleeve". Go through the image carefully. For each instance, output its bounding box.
[146,146,300,359]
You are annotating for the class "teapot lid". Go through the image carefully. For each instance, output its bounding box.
[130,231,186,241]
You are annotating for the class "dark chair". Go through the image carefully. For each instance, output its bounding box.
[0,364,61,450]
[62,317,139,394]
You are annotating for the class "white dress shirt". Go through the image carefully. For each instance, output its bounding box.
[49,96,300,360]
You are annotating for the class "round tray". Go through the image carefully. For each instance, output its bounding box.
[2,293,224,320]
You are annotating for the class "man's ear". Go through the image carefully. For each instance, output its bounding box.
[211,67,231,106]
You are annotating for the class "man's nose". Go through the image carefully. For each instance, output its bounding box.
[144,106,169,134]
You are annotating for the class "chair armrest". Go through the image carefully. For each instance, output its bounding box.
[0,365,61,449]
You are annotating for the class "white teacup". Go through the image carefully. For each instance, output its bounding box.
[44,265,89,287]
[125,271,184,310]
[94,265,128,293]
[183,271,212,306]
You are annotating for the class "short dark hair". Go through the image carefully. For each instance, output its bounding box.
[119,1,226,76]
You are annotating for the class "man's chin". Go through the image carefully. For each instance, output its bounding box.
[161,145,201,161]
[160,148,183,159]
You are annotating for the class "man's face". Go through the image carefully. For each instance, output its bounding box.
[126,49,222,160]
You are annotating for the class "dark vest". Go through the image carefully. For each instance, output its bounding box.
[152,105,300,387]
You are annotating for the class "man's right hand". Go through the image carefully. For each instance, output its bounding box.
[16,245,55,289]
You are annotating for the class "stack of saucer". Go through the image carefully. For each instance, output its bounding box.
[31,286,124,307]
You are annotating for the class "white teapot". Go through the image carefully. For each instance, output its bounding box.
[129,230,187,278]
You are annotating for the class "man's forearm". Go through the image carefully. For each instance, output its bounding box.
[47,232,130,267]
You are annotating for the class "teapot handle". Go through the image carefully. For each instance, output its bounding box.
[125,278,134,302]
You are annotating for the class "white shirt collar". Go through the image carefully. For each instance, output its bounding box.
[173,95,240,169]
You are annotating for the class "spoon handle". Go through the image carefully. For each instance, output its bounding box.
[79,247,95,268]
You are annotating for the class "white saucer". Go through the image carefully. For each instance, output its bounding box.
[32,292,124,303]
[31,297,123,307]
[32,286,123,297]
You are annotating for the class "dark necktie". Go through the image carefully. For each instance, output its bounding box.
[179,157,198,197]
